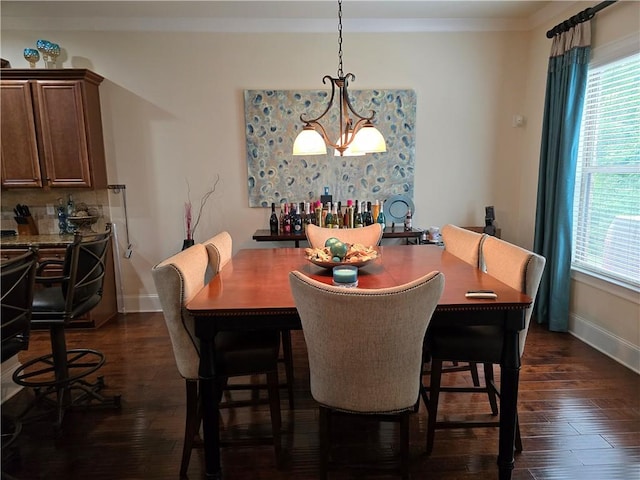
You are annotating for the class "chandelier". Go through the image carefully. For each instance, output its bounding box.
[292,0,386,157]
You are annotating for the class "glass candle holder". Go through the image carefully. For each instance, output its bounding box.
[332,265,358,288]
[36,39,51,62]
[23,48,40,68]
[45,42,60,68]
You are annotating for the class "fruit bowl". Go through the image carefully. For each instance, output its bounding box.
[306,256,377,269]
[305,243,379,269]
[66,215,99,233]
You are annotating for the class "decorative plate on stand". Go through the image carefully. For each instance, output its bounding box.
[383,195,415,224]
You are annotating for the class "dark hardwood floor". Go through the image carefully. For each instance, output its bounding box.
[2,313,639,480]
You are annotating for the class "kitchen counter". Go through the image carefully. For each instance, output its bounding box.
[0,234,76,249]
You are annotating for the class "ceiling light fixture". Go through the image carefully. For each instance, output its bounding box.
[292,0,386,157]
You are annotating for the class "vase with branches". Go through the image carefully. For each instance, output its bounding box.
[183,174,220,249]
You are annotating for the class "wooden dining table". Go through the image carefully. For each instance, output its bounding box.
[186,245,532,480]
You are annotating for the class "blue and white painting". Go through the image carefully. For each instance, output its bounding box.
[244,88,416,207]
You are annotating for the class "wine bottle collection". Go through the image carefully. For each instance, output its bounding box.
[268,198,412,235]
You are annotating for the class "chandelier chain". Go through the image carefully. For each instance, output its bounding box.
[337,0,343,77]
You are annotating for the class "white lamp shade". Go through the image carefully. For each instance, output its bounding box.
[352,124,387,153]
[293,128,327,155]
[334,132,365,157]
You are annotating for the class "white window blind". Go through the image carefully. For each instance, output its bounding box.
[572,52,640,289]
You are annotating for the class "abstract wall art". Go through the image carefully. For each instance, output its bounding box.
[244,88,416,208]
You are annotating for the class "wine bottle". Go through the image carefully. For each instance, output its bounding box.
[279,204,285,233]
[372,200,381,226]
[292,203,303,235]
[324,202,333,229]
[377,204,386,230]
[67,194,75,217]
[337,202,343,228]
[344,199,353,228]
[364,201,373,226]
[404,208,413,231]
[304,202,313,230]
[331,203,340,228]
[354,201,364,228]
[315,201,323,227]
[269,202,279,235]
[57,198,68,235]
[283,203,292,234]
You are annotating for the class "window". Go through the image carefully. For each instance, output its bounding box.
[572,50,640,289]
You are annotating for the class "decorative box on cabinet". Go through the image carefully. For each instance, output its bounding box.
[0,69,107,189]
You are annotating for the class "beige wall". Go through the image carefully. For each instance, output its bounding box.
[2,1,638,369]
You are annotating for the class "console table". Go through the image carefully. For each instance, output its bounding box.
[252,226,423,248]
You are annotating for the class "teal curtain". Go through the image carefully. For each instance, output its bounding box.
[534,23,591,332]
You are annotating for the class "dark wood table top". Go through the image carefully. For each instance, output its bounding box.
[187,245,531,317]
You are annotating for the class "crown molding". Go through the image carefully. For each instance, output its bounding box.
[1,1,579,33]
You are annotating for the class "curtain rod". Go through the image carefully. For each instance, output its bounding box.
[546,1,617,38]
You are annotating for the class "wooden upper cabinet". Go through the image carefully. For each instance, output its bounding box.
[1,80,43,187]
[0,69,108,189]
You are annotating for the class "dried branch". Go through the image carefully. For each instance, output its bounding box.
[184,174,220,240]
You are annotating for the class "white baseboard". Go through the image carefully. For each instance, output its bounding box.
[1,357,24,403]
[121,294,162,314]
[569,313,640,374]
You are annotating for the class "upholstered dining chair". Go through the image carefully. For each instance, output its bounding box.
[152,242,282,477]
[305,223,383,249]
[440,223,485,267]
[203,231,295,409]
[13,226,120,429]
[289,270,444,479]
[421,224,493,409]
[424,236,546,455]
[1,248,37,474]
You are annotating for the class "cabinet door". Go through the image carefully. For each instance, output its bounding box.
[33,80,92,187]
[0,81,44,187]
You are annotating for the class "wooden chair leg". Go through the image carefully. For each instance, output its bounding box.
[266,370,282,467]
[400,412,410,480]
[426,358,443,455]
[281,330,295,409]
[483,363,499,416]
[469,362,481,386]
[515,414,523,452]
[319,406,330,480]
[180,379,200,477]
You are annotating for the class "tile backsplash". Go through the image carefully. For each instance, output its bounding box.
[1,189,110,234]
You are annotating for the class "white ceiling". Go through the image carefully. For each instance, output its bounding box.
[2,1,584,33]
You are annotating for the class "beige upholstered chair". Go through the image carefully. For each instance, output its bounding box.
[203,231,233,273]
[152,243,282,476]
[203,230,296,410]
[305,223,383,249]
[440,223,486,267]
[422,224,491,404]
[424,236,546,454]
[289,270,444,479]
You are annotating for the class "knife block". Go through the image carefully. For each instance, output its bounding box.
[17,216,39,236]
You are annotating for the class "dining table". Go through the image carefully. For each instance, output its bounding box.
[186,244,532,480]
